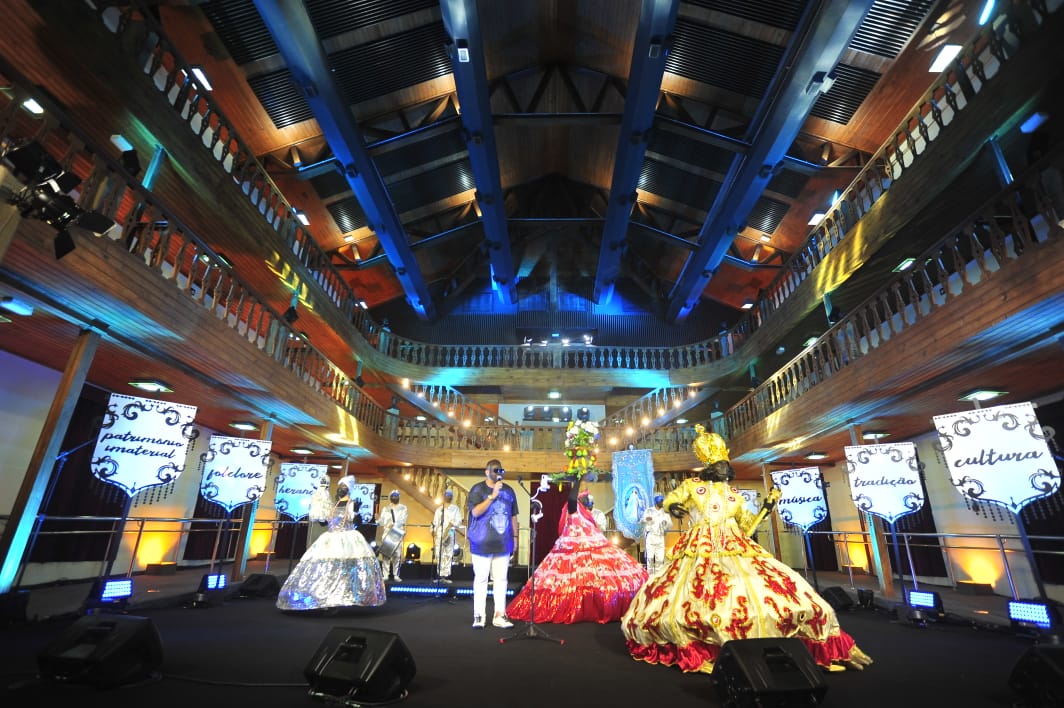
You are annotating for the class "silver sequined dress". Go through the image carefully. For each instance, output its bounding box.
[276,499,386,610]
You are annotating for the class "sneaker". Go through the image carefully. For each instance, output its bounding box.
[393,576,402,582]
[471,615,485,629]
[492,615,514,628]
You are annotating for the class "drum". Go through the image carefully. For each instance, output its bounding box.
[378,527,404,559]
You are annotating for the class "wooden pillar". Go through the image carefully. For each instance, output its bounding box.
[229,418,274,581]
[0,328,100,593]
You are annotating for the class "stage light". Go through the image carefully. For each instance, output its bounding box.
[85,577,134,613]
[857,589,875,609]
[906,589,944,625]
[2,141,63,183]
[1009,600,1062,634]
[191,573,228,608]
[404,544,421,562]
[54,230,75,260]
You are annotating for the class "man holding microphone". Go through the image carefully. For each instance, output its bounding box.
[466,458,519,629]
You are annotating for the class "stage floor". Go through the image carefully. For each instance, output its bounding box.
[0,562,1046,708]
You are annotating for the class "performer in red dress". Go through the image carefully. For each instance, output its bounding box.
[506,476,648,624]
[621,425,873,673]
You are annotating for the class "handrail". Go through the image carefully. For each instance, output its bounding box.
[720,144,1063,440]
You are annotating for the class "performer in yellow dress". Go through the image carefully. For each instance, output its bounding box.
[620,425,872,674]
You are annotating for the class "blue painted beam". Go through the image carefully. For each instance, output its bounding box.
[593,0,680,306]
[253,0,436,320]
[664,0,875,323]
[440,0,517,305]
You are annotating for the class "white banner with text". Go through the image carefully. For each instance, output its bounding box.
[199,435,273,512]
[844,442,924,523]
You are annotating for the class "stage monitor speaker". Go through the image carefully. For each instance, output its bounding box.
[821,586,854,611]
[1009,644,1064,707]
[37,614,162,688]
[238,573,281,598]
[712,637,827,708]
[305,627,416,704]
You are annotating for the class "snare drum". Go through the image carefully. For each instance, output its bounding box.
[378,527,404,558]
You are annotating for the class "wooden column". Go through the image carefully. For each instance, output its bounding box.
[0,328,100,593]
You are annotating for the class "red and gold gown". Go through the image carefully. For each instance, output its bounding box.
[621,477,871,673]
[506,504,648,624]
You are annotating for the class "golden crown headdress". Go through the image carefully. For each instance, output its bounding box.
[693,424,730,465]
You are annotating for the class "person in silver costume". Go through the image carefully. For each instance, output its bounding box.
[276,474,386,611]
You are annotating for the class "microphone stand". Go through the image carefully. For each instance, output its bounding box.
[502,476,563,645]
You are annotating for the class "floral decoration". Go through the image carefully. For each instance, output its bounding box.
[550,419,601,483]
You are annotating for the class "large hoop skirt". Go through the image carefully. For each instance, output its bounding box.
[507,510,648,624]
[621,478,871,673]
[277,505,386,611]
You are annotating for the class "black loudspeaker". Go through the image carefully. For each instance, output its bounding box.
[1009,644,1064,707]
[821,586,854,611]
[37,614,163,688]
[305,627,416,704]
[238,573,281,598]
[712,638,828,708]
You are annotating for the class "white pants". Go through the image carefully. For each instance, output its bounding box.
[383,533,405,579]
[434,532,455,578]
[646,537,666,575]
[471,553,510,619]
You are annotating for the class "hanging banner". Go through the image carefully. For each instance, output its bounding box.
[90,394,198,497]
[770,467,827,531]
[933,402,1058,513]
[200,435,273,512]
[612,448,655,540]
[844,442,923,523]
[736,487,762,517]
[275,463,329,520]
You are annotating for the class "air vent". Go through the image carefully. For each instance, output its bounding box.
[639,157,722,212]
[330,23,452,107]
[326,197,367,235]
[305,0,438,41]
[850,0,936,59]
[683,0,805,32]
[808,64,881,125]
[247,70,315,129]
[745,196,790,235]
[666,18,783,100]
[200,0,277,65]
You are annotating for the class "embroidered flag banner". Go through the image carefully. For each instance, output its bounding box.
[933,402,1057,513]
[770,468,827,531]
[275,463,328,520]
[736,488,762,516]
[90,394,198,497]
[844,442,924,523]
[200,435,273,512]
[612,448,654,540]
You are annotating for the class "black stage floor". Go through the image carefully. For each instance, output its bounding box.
[0,575,1053,708]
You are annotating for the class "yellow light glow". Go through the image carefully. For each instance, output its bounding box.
[250,529,272,557]
[953,549,1003,586]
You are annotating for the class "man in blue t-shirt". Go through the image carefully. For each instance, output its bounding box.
[466,458,519,629]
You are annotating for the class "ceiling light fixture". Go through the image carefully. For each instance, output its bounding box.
[959,389,1007,402]
[190,65,213,91]
[862,431,890,441]
[808,212,826,226]
[21,97,44,115]
[929,44,962,73]
[806,452,829,460]
[290,447,313,455]
[128,379,173,393]
[229,421,259,432]
[892,257,916,272]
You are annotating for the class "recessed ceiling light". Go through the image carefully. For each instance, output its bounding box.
[330,464,343,469]
[548,390,561,400]
[807,212,826,226]
[802,336,818,348]
[675,418,688,425]
[862,431,890,440]
[959,389,1007,402]
[229,421,259,432]
[290,447,313,455]
[128,379,173,393]
[806,452,829,460]
[929,44,962,73]
[21,98,44,115]
[892,257,916,272]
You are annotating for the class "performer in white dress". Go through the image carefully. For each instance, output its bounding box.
[276,475,386,611]
[432,489,463,582]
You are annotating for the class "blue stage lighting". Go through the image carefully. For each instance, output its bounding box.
[202,573,227,591]
[100,578,134,603]
[1009,600,1062,632]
